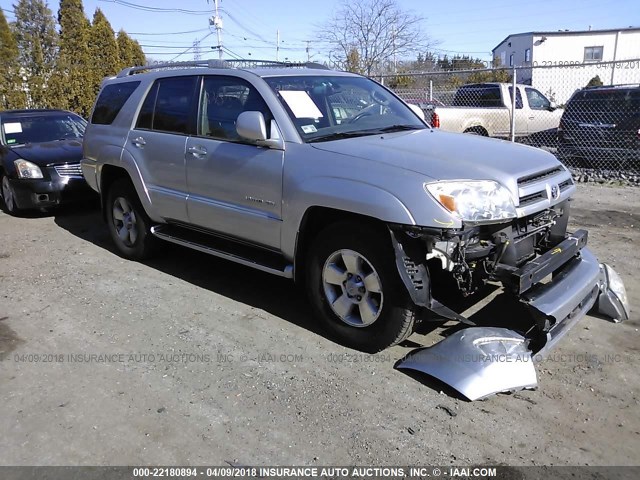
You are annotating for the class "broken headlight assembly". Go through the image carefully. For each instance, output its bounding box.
[425,180,517,224]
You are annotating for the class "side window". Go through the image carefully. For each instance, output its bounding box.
[454,86,502,107]
[91,81,140,125]
[525,88,550,110]
[199,76,272,141]
[135,76,198,134]
[507,86,523,109]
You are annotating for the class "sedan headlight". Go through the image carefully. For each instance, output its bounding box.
[14,159,43,179]
[425,180,517,223]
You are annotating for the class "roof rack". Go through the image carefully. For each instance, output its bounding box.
[117,59,330,78]
[584,83,640,89]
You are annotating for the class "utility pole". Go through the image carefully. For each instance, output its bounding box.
[306,40,310,62]
[276,29,280,62]
[208,0,223,60]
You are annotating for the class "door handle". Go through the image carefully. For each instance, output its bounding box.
[528,116,535,120]
[132,137,146,147]
[187,146,208,157]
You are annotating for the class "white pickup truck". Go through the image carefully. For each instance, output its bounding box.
[427,82,562,143]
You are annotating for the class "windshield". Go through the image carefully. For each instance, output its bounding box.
[264,75,426,142]
[1,113,86,146]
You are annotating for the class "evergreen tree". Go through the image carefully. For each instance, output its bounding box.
[89,8,119,96]
[0,10,26,109]
[129,37,146,66]
[12,0,58,108]
[116,30,146,70]
[49,0,93,117]
[116,29,133,69]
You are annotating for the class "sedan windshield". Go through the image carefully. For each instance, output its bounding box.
[264,75,426,142]
[1,113,86,146]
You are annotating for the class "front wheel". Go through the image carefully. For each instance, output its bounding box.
[306,222,417,352]
[105,178,157,260]
[1,174,20,215]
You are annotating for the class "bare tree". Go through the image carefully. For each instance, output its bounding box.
[318,0,432,76]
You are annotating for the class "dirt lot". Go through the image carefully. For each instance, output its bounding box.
[0,184,638,467]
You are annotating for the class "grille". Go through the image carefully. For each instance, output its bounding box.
[519,191,547,207]
[54,163,83,178]
[517,167,564,187]
[516,166,573,213]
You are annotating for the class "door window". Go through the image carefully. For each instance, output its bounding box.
[198,76,272,141]
[135,76,198,134]
[525,88,550,110]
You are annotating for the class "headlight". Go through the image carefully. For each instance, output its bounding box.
[14,159,43,179]
[425,180,517,223]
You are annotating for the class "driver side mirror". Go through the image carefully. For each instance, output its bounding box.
[547,101,557,111]
[236,111,283,150]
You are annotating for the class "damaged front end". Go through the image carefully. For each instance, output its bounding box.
[391,190,629,399]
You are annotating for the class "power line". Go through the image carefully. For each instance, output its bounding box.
[97,0,211,15]
[164,32,213,62]
[128,28,210,36]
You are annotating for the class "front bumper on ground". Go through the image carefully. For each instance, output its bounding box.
[394,229,630,400]
[8,174,94,210]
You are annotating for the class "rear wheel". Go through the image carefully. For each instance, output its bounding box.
[105,178,157,260]
[306,222,417,352]
[1,174,20,215]
[463,127,487,136]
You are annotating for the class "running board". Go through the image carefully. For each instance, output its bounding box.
[151,225,293,278]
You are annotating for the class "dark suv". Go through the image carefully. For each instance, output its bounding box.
[558,85,640,168]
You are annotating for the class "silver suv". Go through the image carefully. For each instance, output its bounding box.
[82,61,628,353]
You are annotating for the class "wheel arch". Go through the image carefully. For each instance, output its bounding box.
[293,206,390,283]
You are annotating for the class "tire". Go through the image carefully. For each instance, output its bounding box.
[1,174,20,216]
[306,222,417,352]
[463,127,487,136]
[105,178,157,260]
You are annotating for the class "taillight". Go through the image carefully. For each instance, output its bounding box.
[431,111,440,128]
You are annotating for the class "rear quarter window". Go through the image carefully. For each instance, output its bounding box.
[453,86,502,107]
[91,81,141,125]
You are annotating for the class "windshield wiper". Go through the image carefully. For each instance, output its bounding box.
[370,124,423,133]
[308,131,374,143]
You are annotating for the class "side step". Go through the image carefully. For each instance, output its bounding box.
[151,224,293,278]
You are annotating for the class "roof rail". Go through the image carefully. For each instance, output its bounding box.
[224,59,330,70]
[117,60,228,77]
[116,59,330,77]
[584,83,640,89]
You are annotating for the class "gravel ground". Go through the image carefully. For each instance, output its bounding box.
[0,184,638,467]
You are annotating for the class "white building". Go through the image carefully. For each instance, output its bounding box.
[492,28,640,103]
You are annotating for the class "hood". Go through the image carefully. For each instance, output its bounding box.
[311,129,563,198]
[7,139,83,167]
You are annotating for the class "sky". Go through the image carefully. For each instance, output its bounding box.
[1,0,638,63]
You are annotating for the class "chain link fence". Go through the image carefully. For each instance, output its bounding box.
[382,59,640,185]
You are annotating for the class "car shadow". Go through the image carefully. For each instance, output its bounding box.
[54,207,533,360]
[54,207,324,340]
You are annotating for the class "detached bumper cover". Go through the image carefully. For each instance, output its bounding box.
[397,327,537,401]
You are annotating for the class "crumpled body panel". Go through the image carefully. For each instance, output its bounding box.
[397,327,537,401]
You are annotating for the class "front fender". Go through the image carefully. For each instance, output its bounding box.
[281,177,416,259]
